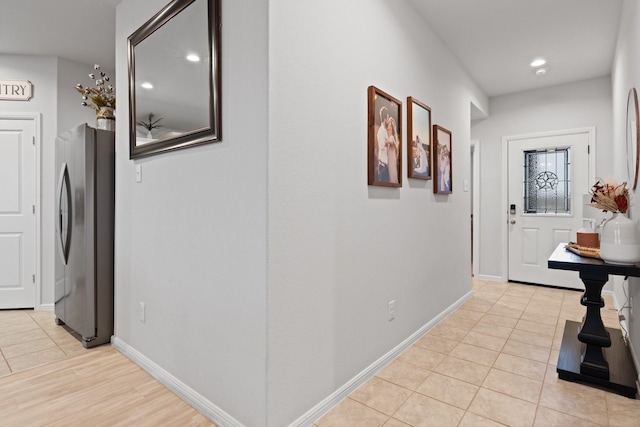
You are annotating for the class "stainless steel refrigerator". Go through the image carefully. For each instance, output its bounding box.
[55,123,114,348]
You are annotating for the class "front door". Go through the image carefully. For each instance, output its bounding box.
[508,129,593,289]
[0,117,37,308]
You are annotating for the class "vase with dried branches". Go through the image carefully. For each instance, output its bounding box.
[589,179,640,264]
[75,65,115,131]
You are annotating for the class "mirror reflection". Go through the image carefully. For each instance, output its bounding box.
[128,0,220,159]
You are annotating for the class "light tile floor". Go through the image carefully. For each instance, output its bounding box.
[315,279,640,427]
[0,309,84,377]
[3,281,640,426]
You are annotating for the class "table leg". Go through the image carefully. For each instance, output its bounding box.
[577,271,611,380]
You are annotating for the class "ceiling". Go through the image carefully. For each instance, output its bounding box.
[0,0,121,70]
[0,0,623,98]
[408,0,623,97]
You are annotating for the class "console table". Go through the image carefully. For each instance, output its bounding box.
[548,244,639,398]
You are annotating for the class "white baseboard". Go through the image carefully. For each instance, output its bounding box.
[111,337,244,427]
[37,303,54,311]
[289,291,473,427]
[475,274,505,282]
[112,291,474,427]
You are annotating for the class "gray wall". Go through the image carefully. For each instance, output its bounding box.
[114,0,269,425]
[114,0,487,425]
[267,0,486,424]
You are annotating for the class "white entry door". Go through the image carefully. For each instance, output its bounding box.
[507,129,593,290]
[0,117,37,308]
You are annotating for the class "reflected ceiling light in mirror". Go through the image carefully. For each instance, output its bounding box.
[186,54,200,62]
[535,68,547,76]
[530,58,546,67]
[141,82,154,89]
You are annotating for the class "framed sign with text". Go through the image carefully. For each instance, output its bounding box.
[0,80,33,100]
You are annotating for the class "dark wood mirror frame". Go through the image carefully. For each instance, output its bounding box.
[128,0,221,159]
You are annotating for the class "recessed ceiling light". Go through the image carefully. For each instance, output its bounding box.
[535,68,547,76]
[186,54,200,62]
[141,82,153,89]
[531,58,547,67]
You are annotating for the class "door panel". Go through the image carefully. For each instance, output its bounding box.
[0,234,21,286]
[0,136,20,212]
[508,130,592,289]
[0,118,36,308]
[522,228,539,265]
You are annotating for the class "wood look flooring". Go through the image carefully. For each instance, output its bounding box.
[0,310,215,426]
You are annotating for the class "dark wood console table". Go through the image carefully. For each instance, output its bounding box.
[548,244,639,398]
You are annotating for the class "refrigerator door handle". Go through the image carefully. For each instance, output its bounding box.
[56,163,72,264]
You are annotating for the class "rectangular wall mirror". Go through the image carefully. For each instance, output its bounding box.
[128,0,220,159]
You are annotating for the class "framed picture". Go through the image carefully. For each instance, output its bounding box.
[368,86,402,187]
[407,97,432,180]
[433,125,452,194]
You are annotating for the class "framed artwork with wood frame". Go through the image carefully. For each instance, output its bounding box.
[433,125,452,194]
[407,97,432,180]
[368,86,402,187]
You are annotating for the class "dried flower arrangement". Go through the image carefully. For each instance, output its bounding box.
[589,179,630,213]
[75,65,115,111]
[136,113,163,132]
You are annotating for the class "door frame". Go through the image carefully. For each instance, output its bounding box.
[501,127,596,282]
[471,139,480,278]
[0,113,42,308]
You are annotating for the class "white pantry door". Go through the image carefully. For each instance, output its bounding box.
[0,117,37,308]
[507,129,593,290]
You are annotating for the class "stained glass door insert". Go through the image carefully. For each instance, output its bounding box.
[523,148,571,214]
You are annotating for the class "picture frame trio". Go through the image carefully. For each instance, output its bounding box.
[367,85,452,194]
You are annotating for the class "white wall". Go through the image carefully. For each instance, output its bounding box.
[612,0,640,367]
[0,54,95,308]
[471,77,613,279]
[57,58,108,134]
[267,1,486,425]
[114,0,269,426]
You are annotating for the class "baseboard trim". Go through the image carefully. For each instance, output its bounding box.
[289,291,473,427]
[475,274,504,282]
[37,303,54,311]
[111,336,243,427]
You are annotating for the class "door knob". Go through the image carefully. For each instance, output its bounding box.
[510,219,516,224]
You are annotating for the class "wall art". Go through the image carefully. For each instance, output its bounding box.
[407,97,432,180]
[433,125,452,194]
[368,86,402,187]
